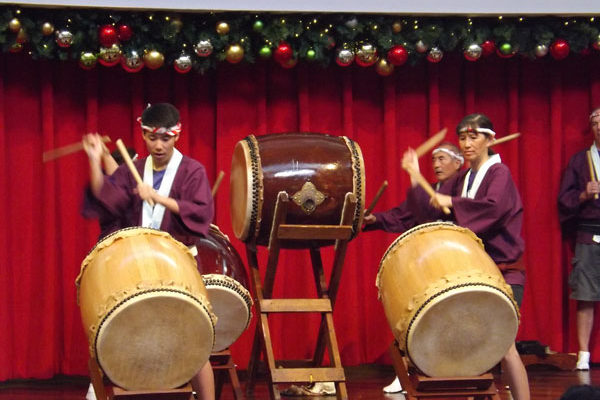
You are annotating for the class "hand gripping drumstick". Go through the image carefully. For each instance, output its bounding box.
[403,164,451,215]
[211,170,225,197]
[365,180,388,215]
[489,132,521,147]
[115,139,154,206]
[587,150,599,200]
[43,135,111,162]
[415,128,448,158]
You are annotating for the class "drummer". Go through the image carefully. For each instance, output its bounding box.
[558,107,600,371]
[405,113,530,400]
[363,142,463,233]
[82,103,215,400]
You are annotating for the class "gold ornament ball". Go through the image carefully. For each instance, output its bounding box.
[170,16,183,33]
[225,44,244,63]
[16,29,28,44]
[143,50,165,69]
[41,22,55,36]
[216,21,230,36]
[392,21,403,34]
[375,58,395,76]
[9,18,21,33]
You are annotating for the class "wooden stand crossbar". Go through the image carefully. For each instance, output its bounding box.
[211,349,244,400]
[389,342,501,400]
[88,358,194,400]
[245,191,357,400]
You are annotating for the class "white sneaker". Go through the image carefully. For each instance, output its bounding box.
[382,376,403,393]
[85,383,97,400]
[576,351,590,370]
[307,381,337,395]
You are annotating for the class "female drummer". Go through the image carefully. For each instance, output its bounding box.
[405,113,530,400]
[82,103,215,400]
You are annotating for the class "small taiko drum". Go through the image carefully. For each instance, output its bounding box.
[76,227,216,390]
[230,132,366,248]
[377,222,519,377]
[195,225,252,352]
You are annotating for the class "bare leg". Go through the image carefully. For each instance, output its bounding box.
[190,362,215,400]
[576,301,595,352]
[501,343,530,400]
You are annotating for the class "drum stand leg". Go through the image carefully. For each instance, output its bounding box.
[389,342,501,400]
[211,348,244,400]
[245,191,357,400]
[88,358,194,400]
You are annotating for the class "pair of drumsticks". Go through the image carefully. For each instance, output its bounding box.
[43,137,227,199]
[365,130,522,215]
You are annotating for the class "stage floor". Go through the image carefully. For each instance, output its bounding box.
[0,364,596,399]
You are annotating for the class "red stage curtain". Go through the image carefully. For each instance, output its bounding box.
[1,51,599,380]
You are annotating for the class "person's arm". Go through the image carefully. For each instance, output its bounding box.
[136,183,180,214]
[558,153,589,223]
[82,134,106,197]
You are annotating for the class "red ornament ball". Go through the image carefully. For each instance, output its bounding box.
[273,41,293,64]
[99,25,118,48]
[387,45,408,66]
[550,39,570,60]
[480,40,496,57]
[117,24,133,42]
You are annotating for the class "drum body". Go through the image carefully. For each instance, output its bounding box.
[76,227,216,390]
[230,132,365,248]
[377,222,519,377]
[195,225,252,352]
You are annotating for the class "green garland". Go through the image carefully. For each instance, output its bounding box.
[0,6,599,72]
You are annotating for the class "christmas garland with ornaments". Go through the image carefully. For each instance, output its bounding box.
[1,6,599,75]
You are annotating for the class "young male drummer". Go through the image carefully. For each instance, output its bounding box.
[558,107,600,370]
[362,142,463,394]
[82,103,215,400]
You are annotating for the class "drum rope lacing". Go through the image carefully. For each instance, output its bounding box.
[93,287,216,373]
[244,135,262,240]
[403,281,519,369]
[344,137,364,239]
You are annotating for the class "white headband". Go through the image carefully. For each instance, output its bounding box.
[433,147,464,166]
[458,127,496,137]
[590,110,600,121]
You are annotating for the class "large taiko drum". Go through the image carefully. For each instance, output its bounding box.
[76,227,216,390]
[377,222,519,377]
[195,225,253,352]
[230,132,366,248]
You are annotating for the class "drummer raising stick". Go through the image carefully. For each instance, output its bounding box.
[81,103,216,400]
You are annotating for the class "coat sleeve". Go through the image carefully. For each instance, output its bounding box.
[557,153,584,224]
[173,162,214,236]
[451,166,518,237]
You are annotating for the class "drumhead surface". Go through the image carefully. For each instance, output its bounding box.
[406,285,518,377]
[230,138,258,242]
[95,291,215,390]
[203,274,252,352]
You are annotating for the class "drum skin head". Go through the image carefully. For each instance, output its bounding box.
[96,291,214,390]
[204,279,252,352]
[406,286,518,377]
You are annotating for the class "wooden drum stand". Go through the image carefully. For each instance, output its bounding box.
[389,342,501,400]
[245,191,358,400]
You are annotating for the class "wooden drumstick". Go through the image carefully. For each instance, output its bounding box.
[365,180,388,215]
[116,139,154,206]
[587,150,599,200]
[43,135,111,162]
[489,132,521,147]
[404,165,451,215]
[211,170,225,197]
[415,128,448,158]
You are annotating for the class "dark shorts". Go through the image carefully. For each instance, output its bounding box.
[569,242,600,301]
[510,284,524,308]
